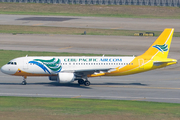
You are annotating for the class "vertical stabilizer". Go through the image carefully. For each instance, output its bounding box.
[141,28,174,59]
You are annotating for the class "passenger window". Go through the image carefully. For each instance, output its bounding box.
[14,62,17,65]
[7,62,11,64]
[11,62,13,65]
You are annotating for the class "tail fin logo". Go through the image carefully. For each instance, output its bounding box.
[152,44,168,53]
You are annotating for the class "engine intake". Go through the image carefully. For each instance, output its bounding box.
[49,76,58,81]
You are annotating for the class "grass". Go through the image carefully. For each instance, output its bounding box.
[0,49,121,67]
[0,96,180,120]
[1,25,180,37]
[0,3,180,19]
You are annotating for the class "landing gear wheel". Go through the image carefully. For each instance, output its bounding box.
[22,81,27,85]
[78,79,85,85]
[22,76,27,85]
[84,81,90,86]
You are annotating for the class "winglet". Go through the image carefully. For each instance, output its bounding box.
[140,28,174,59]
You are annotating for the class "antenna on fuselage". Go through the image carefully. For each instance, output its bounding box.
[102,54,105,57]
[26,55,28,57]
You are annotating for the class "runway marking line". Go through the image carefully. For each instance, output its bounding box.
[91,85,180,90]
[59,47,72,50]
[132,97,146,101]
[111,28,121,29]
[71,95,81,98]
[32,23,43,26]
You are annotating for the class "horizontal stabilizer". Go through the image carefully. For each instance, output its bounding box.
[153,58,177,66]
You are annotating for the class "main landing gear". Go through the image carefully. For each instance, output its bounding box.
[22,76,27,85]
[84,81,90,86]
[78,79,90,86]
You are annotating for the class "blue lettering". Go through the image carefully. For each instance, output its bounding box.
[100,58,122,62]
[100,58,108,62]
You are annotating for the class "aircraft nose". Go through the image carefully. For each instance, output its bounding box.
[1,65,9,74]
[1,65,16,75]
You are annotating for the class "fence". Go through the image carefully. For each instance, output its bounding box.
[0,0,180,7]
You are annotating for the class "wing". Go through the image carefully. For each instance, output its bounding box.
[63,68,116,77]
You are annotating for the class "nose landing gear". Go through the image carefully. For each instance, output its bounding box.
[22,76,27,85]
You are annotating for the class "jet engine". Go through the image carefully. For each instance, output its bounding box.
[58,72,75,83]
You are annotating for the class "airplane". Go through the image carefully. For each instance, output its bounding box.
[0,28,177,86]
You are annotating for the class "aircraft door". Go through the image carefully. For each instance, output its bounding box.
[23,57,28,70]
[138,59,144,69]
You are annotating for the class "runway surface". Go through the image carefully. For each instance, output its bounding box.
[1,14,180,31]
[1,34,180,59]
[0,14,180,103]
[0,70,180,103]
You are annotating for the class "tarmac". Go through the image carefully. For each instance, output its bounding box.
[0,70,180,103]
[1,14,180,31]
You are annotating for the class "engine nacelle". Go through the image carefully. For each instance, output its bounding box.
[58,72,75,83]
[49,76,58,81]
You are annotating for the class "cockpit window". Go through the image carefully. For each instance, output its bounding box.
[7,62,17,65]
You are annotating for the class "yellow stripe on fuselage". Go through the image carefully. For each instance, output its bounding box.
[13,68,53,76]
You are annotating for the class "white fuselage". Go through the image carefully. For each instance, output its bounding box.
[1,56,135,76]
